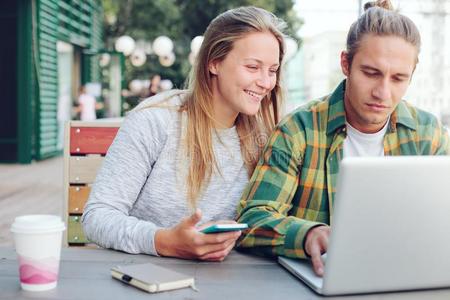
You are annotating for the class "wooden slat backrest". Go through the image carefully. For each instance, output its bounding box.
[63,120,122,246]
[70,127,119,155]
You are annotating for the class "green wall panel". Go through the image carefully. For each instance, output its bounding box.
[33,0,103,160]
[0,0,20,162]
[36,0,58,159]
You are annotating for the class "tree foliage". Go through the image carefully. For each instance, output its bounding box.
[102,0,301,88]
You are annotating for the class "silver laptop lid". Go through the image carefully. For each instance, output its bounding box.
[278,256,324,294]
[323,156,450,295]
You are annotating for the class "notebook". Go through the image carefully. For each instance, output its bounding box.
[111,262,196,293]
[279,156,450,295]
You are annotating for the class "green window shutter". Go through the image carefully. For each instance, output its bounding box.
[33,0,103,161]
[36,0,59,160]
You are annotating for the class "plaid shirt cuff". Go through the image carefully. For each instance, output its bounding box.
[283,218,326,259]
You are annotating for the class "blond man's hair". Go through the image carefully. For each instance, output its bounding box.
[346,0,421,66]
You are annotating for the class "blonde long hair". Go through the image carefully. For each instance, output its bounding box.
[180,6,286,207]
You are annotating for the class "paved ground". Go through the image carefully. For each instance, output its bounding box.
[0,156,63,246]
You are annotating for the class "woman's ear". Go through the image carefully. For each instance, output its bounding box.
[209,60,219,75]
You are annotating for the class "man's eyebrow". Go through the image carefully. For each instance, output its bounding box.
[360,65,381,73]
[393,72,411,78]
[360,64,410,78]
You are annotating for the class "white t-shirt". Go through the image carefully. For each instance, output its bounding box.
[343,120,390,158]
[78,93,96,121]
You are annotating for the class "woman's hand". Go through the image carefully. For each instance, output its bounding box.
[154,209,241,261]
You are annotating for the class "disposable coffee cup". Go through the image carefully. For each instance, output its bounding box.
[10,215,66,292]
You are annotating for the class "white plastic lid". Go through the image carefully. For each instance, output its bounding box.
[10,215,66,234]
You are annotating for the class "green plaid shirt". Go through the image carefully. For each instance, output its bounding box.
[236,80,449,259]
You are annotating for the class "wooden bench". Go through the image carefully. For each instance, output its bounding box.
[63,120,122,246]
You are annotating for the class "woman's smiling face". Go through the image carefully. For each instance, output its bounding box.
[209,31,280,127]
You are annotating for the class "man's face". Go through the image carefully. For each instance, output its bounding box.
[341,34,417,133]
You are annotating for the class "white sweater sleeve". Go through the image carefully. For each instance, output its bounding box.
[81,107,168,255]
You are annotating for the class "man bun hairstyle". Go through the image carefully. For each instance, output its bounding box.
[346,0,421,67]
[364,0,394,11]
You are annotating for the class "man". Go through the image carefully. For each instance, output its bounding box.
[236,0,449,277]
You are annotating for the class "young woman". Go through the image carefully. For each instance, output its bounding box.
[82,6,286,261]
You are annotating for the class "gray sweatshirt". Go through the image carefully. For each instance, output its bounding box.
[81,91,249,255]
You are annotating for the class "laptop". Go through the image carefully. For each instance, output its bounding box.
[279,156,450,296]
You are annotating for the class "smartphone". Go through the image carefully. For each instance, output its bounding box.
[200,223,248,234]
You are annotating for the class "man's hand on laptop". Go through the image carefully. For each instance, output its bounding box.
[305,225,330,277]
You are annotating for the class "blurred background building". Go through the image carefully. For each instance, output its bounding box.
[2,0,449,164]
[0,0,106,163]
[0,0,302,164]
[300,31,347,101]
[402,0,450,122]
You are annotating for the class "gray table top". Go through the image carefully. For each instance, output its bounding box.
[1,247,450,300]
